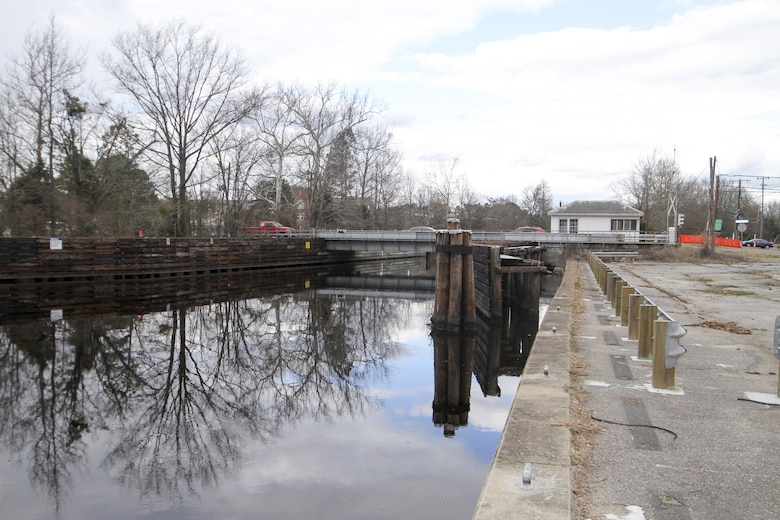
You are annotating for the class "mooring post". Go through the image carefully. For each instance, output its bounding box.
[638,304,656,359]
[432,218,475,333]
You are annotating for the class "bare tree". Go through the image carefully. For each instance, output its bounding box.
[0,17,84,233]
[290,83,380,228]
[209,123,267,236]
[102,20,262,236]
[359,129,404,229]
[252,83,306,220]
[612,151,680,232]
[424,158,458,216]
[521,180,554,229]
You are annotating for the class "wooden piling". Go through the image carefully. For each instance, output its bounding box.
[638,304,656,359]
[620,285,634,326]
[433,231,451,330]
[462,232,476,329]
[447,231,464,331]
[627,293,643,340]
[652,320,676,389]
[432,220,476,333]
[614,279,627,313]
[490,246,502,320]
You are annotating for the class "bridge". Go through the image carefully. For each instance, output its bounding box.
[317,274,435,300]
[314,229,669,252]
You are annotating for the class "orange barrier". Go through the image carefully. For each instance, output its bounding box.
[678,234,742,248]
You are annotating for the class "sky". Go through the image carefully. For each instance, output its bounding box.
[1,0,779,204]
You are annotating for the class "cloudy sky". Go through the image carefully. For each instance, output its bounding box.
[2,0,779,204]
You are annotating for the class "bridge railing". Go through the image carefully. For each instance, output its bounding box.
[295,229,669,247]
[297,229,669,245]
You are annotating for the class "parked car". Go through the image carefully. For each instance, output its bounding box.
[511,226,545,233]
[241,221,295,237]
[742,238,774,248]
[407,226,435,232]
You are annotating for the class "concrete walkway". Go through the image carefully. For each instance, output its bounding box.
[473,251,780,520]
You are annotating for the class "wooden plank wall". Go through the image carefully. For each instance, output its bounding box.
[0,237,341,283]
[473,244,500,320]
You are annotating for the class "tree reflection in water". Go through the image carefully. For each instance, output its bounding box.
[0,291,402,508]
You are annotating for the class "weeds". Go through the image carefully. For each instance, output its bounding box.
[567,262,604,520]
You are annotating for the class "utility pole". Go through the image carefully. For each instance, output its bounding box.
[706,156,716,254]
[759,176,767,238]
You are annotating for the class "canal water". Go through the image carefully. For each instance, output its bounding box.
[0,258,555,520]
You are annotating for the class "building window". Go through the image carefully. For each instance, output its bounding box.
[610,219,638,231]
[570,219,578,233]
[558,219,568,233]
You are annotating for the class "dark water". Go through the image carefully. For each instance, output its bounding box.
[0,259,551,520]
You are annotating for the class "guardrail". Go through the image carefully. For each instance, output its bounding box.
[588,252,686,390]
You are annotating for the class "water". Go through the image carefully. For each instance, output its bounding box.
[0,259,549,519]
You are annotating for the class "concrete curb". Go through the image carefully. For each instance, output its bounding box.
[473,260,578,520]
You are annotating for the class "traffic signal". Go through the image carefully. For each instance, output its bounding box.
[677,213,685,226]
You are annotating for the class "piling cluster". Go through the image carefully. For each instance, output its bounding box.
[432,219,476,333]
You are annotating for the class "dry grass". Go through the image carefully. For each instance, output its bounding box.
[639,244,755,264]
[693,320,752,334]
[566,262,605,520]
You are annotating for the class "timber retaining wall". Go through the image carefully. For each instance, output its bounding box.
[0,237,350,283]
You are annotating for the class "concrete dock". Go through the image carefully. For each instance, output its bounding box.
[473,250,780,520]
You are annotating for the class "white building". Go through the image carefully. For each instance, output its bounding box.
[549,200,643,234]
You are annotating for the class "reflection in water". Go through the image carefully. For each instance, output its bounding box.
[432,271,544,436]
[432,334,476,437]
[0,262,557,519]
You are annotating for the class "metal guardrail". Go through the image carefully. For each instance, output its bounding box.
[588,252,686,387]
[590,252,672,321]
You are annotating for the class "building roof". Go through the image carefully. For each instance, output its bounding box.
[548,200,643,217]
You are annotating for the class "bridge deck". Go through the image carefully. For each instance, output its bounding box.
[316,229,668,252]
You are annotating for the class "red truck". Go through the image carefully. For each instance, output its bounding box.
[240,221,295,237]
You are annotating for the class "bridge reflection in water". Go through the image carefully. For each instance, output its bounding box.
[0,259,556,519]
